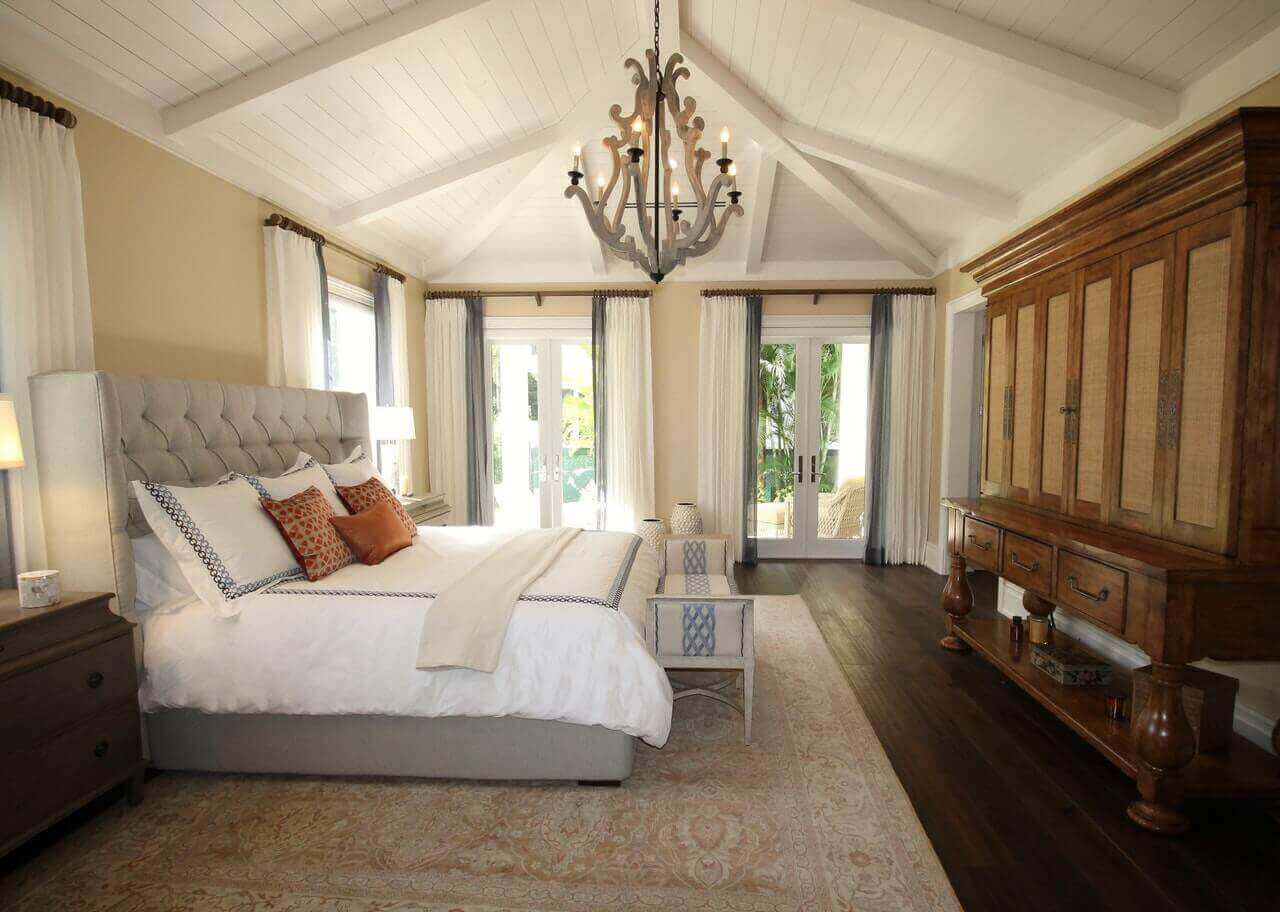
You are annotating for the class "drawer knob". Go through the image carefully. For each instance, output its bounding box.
[1066,575,1109,603]
[1009,552,1040,573]
[966,534,992,551]
[86,671,105,689]
[93,739,111,758]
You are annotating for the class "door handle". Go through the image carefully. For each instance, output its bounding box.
[810,454,817,483]
[554,453,562,482]
[792,453,804,483]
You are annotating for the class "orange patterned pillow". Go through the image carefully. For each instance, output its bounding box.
[261,486,355,581]
[335,476,418,538]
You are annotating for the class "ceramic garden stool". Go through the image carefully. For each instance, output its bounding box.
[646,535,756,744]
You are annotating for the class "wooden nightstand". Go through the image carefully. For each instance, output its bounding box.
[0,591,144,857]
[398,492,451,526]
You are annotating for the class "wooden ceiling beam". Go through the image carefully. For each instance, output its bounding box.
[745,153,778,275]
[682,32,936,276]
[161,0,491,138]
[817,0,1178,127]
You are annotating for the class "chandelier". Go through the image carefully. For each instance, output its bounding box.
[565,0,743,282]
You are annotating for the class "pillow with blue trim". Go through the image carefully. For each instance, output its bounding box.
[131,477,302,618]
[290,446,378,489]
[237,462,348,516]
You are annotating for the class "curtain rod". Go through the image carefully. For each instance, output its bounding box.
[426,288,651,305]
[263,213,406,284]
[701,286,935,297]
[1,77,77,129]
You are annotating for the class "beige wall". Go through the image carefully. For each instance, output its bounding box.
[1,66,430,494]
[453,281,886,521]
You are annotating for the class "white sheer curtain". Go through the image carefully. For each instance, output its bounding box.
[264,226,324,388]
[601,295,655,531]
[0,101,95,574]
[697,294,748,560]
[386,277,413,492]
[425,298,468,520]
[884,294,935,564]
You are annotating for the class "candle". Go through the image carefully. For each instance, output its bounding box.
[728,162,738,189]
[572,143,581,172]
[632,117,644,144]
[595,174,605,203]
[720,127,730,159]
[672,181,680,203]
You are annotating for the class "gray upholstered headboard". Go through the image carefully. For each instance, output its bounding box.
[28,371,369,621]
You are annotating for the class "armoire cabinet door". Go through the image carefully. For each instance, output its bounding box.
[1162,209,1247,553]
[1033,275,1073,512]
[1110,235,1176,536]
[1066,259,1119,522]
[1007,289,1038,502]
[981,299,1011,495]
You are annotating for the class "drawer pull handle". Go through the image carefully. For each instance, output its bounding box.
[966,534,992,552]
[86,671,105,689]
[1009,552,1040,573]
[93,739,111,758]
[1067,576,1109,603]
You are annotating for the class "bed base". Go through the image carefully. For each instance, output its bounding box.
[147,711,635,781]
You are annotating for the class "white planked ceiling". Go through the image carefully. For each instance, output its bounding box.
[4,0,1280,281]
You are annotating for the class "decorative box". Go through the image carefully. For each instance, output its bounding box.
[1132,665,1238,754]
[1030,642,1112,686]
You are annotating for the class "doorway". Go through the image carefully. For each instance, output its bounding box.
[755,317,870,559]
[485,318,600,530]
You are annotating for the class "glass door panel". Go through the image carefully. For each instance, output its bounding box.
[557,342,600,530]
[757,335,868,559]
[491,343,542,529]
[756,343,800,554]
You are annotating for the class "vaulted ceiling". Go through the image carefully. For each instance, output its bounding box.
[4,1,1280,282]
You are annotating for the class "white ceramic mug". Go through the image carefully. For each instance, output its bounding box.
[18,569,61,609]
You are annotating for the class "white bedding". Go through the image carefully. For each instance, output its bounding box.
[140,526,672,746]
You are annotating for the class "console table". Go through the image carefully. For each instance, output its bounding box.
[941,498,1280,834]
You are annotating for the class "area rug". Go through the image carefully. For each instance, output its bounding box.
[1,595,960,911]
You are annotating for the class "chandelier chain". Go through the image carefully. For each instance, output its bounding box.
[654,0,660,62]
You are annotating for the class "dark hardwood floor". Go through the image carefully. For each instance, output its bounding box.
[735,560,1279,912]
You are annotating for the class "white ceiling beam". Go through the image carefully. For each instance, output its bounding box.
[579,160,610,276]
[162,0,491,137]
[427,147,555,278]
[781,122,1017,220]
[682,33,935,276]
[816,0,1178,127]
[745,153,778,275]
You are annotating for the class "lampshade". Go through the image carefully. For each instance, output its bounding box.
[373,405,416,441]
[0,394,24,469]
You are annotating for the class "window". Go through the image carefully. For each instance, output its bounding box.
[326,278,377,409]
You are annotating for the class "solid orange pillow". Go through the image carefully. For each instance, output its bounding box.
[330,500,413,565]
[335,476,418,538]
[261,486,354,581]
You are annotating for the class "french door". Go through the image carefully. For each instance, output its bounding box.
[756,320,870,559]
[486,321,600,530]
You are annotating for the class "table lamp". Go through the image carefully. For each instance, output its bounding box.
[372,405,416,495]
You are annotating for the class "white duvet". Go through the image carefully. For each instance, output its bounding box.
[139,526,673,746]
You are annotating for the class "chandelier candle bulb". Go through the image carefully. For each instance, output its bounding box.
[572,145,581,171]
[729,162,738,189]
[720,127,729,158]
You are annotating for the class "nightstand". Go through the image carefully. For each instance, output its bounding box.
[398,492,451,526]
[0,591,144,857]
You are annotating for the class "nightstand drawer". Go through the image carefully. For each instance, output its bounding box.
[0,633,136,746]
[0,703,141,848]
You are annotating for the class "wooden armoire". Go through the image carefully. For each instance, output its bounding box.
[941,108,1280,835]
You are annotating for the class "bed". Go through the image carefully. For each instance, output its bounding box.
[28,370,670,782]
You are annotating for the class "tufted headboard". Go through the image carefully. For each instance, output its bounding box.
[28,371,369,622]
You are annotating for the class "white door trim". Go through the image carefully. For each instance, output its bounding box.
[934,287,988,574]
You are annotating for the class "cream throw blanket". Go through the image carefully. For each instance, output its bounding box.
[416,527,581,672]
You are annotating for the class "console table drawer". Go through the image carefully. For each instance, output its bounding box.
[962,516,1001,571]
[1056,552,1128,634]
[1001,533,1053,597]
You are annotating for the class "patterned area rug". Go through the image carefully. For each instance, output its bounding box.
[2,596,960,911]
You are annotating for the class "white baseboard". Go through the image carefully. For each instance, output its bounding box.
[996,579,1277,754]
[923,540,946,575]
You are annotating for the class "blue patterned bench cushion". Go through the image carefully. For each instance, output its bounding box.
[662,537,731,575]
[651,598,749,658]
[658,573,736,596]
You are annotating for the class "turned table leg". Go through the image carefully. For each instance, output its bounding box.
[940,553,973,652]
[1128,661,1197,835]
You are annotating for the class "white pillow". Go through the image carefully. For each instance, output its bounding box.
[239,462,348,516]
[291,447,378,489]
[132,533,194,612]
[132,477,302,617]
